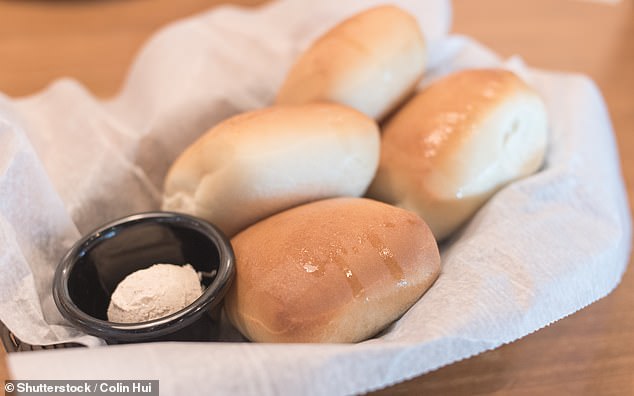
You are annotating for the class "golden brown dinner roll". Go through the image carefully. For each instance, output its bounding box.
[225,197,440,343]
[275,5,426,121]
[367,68,549,240]
[162,103,380,236]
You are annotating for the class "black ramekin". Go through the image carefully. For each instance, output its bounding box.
[53,212,235,343]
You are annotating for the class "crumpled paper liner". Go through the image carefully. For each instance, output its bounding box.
[1,0,630,395]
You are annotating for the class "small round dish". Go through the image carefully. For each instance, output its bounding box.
[53,212,235,343]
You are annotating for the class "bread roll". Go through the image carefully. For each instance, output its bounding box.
[275,5,426,121]
[367,69,548,240]
[225,197,440,343]
[163,103,380,236]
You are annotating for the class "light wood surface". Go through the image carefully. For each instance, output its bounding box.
[0,342,7,381]
[1,0,632,394]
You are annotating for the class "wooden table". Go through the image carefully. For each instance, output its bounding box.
[1,0,632,394]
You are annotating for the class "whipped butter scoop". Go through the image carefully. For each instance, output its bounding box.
[107,263,203,323]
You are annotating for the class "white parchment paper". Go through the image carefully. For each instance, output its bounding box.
[1,0,631,394]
